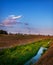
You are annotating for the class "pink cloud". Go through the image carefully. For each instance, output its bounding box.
[0,15,30,27]
[0,15,22,26]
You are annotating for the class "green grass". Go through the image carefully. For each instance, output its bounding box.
[0,39,50,65]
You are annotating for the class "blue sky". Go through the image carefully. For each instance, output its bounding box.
[0,0,53,35]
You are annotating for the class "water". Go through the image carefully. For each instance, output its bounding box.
[24,47,47,65]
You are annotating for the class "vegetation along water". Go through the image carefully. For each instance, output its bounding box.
[0,39,50,65]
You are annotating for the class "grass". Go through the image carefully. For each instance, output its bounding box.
[0,39,50,65]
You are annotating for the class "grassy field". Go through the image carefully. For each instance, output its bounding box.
[0,39,50,65]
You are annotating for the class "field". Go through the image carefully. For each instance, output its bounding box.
[0,34,53,65]
[0,34,51,48]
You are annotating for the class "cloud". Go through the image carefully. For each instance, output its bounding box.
[0,15,30,27]
[0,15,30,34]
[0,15,22,26]
[24,23,29,25]
[8,15,22,19]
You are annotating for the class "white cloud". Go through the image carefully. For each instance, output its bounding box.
[0,15,22,26]
[9,15,22,19]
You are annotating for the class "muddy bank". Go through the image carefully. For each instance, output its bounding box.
[34,42,53,65]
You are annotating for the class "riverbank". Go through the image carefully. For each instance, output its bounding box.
[34,40,53,65]
[24,47,47,65]
[0,39,50,65]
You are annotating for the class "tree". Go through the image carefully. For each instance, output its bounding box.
[0,30,8,34]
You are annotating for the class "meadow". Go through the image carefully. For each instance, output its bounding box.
[0,39,50,65]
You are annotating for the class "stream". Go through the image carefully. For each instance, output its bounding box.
[24,47,47,65]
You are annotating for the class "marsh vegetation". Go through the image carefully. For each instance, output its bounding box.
[0,39,50,65]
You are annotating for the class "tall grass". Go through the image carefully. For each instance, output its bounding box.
[0,39,50,65]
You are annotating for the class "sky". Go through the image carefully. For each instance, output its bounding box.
[0,0,53,35]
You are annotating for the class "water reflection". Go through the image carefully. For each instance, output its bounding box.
[24,47,47,65]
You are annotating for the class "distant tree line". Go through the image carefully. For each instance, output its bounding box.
[0,30,8,34]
